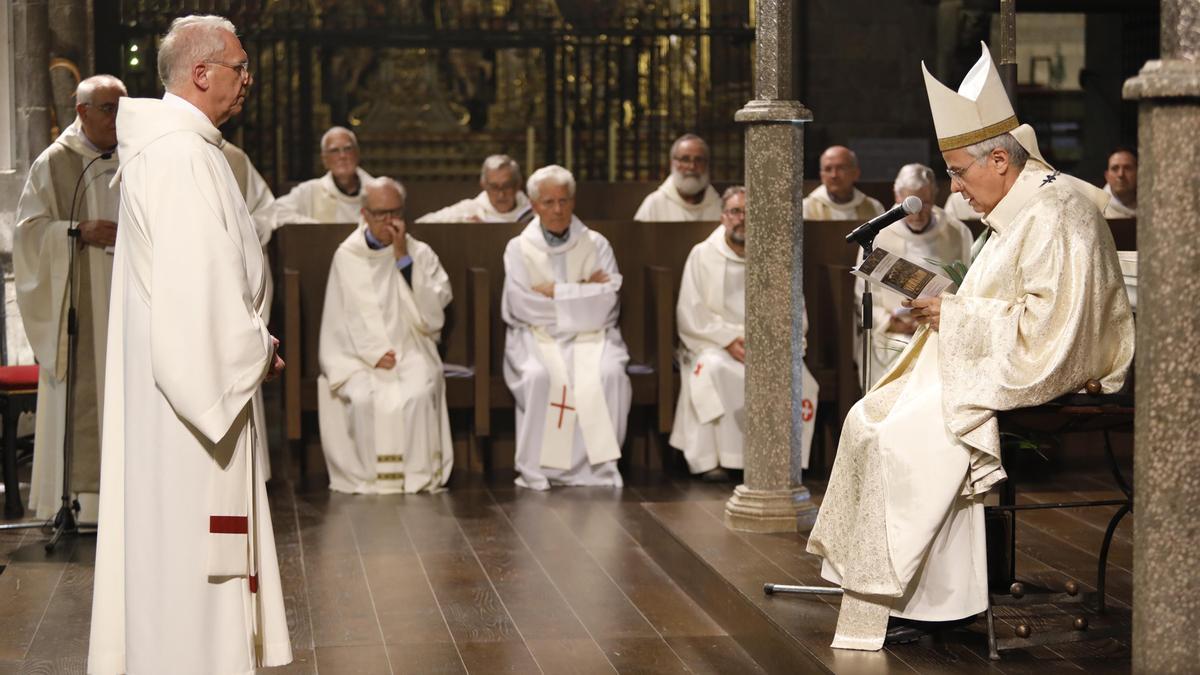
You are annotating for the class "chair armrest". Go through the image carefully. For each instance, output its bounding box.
[646,265,675,434]
[282,267,302,441]
[468,267,491,437]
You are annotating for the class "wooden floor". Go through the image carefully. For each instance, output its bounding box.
[0,472,1133,674]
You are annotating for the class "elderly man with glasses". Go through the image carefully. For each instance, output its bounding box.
[276,125,374,222]
[13,74,127,525]
[317,176,454,495]
[634,133,723,221]
[417,154,533,223]
[803,145,886,221]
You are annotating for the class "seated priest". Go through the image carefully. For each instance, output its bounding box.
[317,176,454,494]
[802,145,886,221]
[854,163,973,388]
[634,133,723,221]
[276,125,373,222]
[1102,147,1137,218]
[416,154,533,223]
[502,165,630,490]
[807,43,1134,650]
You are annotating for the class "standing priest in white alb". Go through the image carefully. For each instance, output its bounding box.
[318,177,454,494]
[417,154,533,223]
[275,125,373,222]
[854,164,973,388]
[807,43,1134,650]
[503,165,630,490]
[633,134,723,221]
[14,74,125,524]
[88,15,292,674]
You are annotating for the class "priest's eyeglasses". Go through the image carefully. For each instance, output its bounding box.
[945,156,985,185]
[206,60,252,80]
[82,102,119,116]
[672,154,709,167]
[365,207,405,221]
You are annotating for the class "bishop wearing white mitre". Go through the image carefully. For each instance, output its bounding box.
[416,154,533,223]
[88,16,291,673]
[503,165,630,490]
[318,177,454,494]
[15,75,125,523]
[807,43,1134,649]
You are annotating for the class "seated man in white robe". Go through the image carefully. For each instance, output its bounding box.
[503,165,630,490]
[89,15,291,672]
[317,176,454,494]
[634,134,723,221]
[15,74,126,523]
[275,126,373,222]
[807,43,1134,650]
[943,191,984,220]
[854,163,973,388]
[1102,147,1137,218]
[417,154,533,223]
[802,145,886,221]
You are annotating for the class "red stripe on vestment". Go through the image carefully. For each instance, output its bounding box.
[249,575,258,593]
[209,515,249,534]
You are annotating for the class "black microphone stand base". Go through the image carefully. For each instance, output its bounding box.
[45,499,81,552]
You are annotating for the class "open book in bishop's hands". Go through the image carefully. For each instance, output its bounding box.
[852,247,957,301]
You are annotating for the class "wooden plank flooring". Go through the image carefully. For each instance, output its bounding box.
[0,472,1132,674]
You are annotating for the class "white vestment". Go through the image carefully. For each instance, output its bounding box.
[88,94,291,674]
[317,225,454,494]
[943,191,984,220]
[416,190,532,223]
[15,118,117,521]
[853,207,973,388]
[274,167,373,222]
[807,161,1134,650]
[633,177,723,221]
[502,217,630,490]
[1102,184,1136,218]
[802,185,886,221]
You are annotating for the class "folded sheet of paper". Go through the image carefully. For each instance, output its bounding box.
[852,247,956,301]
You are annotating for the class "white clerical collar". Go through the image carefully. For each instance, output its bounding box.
[163,92,213,125]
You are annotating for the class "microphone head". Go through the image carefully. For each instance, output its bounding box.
[100,152,113,160]
[901,195,923,214]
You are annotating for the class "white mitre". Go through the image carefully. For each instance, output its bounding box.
[922,42,1109,212]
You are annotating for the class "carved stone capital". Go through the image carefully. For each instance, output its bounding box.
[1123,59,1200,100]
[735,99,814,125]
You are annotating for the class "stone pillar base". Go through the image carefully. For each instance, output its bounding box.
[724,484,818,533]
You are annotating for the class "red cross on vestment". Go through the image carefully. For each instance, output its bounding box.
[801,398,815,422]
[550,385,575,429]
[694,362,703,376]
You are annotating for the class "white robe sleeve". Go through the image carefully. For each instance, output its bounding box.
[554,235,621,334]
[409,242,453,337]
[501,239,558,328]
[676,248,740,353]
[147,148,273,443]
[13,154,70,373]
[273,180,319,224]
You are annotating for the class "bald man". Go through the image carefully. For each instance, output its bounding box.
[15,74,127,523]
[803,145,885,221]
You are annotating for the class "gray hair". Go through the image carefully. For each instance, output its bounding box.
[670,133,710,160]
[363,176,407,205]
[527,164,576,201]
[480,154,522,184]
[75,74,127,104]
[158,15,238,91]
[321,126,359,152]
[721,185,746,207]
[893,163,937,199]
[964,133,1029,170]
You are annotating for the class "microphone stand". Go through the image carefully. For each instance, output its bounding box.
[859,236,874,395]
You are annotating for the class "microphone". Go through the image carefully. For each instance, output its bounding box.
[845,195,923,246]
[67,151,114,240]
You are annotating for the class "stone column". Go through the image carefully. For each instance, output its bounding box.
[1122,4,1200,673]
[12,0,52,172]
[724,0,817,533]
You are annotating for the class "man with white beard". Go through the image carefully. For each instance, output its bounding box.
[15,74,126,523]
[275,126,373,222]
[802,145,885,221]
[417,154,533,223]
[634,134,723,221]
[318,177,454,494]
[854,164,973,388]
[503,165,631,490]
[88,15,291,673]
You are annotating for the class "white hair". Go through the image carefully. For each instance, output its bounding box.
[75,74,127,104]
[964,133,1029,169]
[721,185,746,207]
[480,154,522,184]
[363,176,407,204]
[526,165,576,201]
[158,15,237,90]
[321,126,359,152]
[670,133,710,160]
[893,163,937,199]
